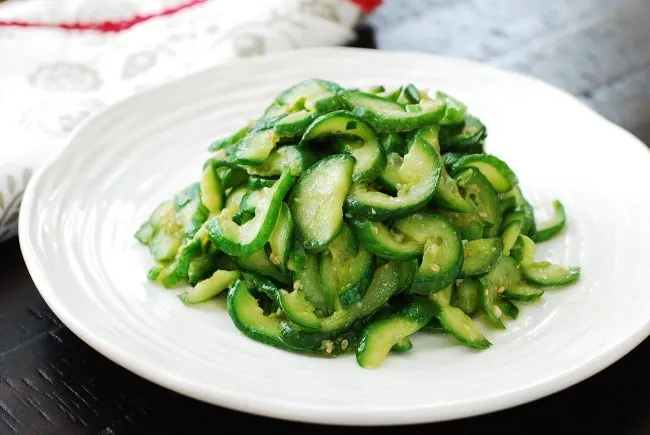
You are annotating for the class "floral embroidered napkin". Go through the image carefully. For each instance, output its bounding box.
[0,0,375,242]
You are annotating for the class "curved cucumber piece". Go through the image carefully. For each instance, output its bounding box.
[461,238,503,276]
[455,278,479,315]
[510,235,536,264]
[443,168,501,239]
[397,258,419,292]
[377,152,402,193]
[292,250,331,315]
[380,132,406,155]
[437,306,491,349]
[263,79,342,119]
[395,214,463,294]
[478,281,505,329]
[345,137,442,221]
[521,261,580,286]
[279,261,400,332]
[501,219,522,256]
[319,225,375,307]
[232,248,290,284]
[391,337,413,353]
[301,111,386,183]
[504,284,544,302]
[227,280,294,350]
[450,154,518,193]
[245,145,316,178]
[357,298,435,368]
[178,270,240,304]
[200,159,225,214]
[230,129,280,165]
[439,115,486,153]
[209,123,252,152]
[349,219,421,261]
[533,200,567,243]
[289,154,355,250]
[498,299,519,319]
[436,91,467,125]
[413,126,474,213]
[342,91,445,132]
[479,256,523,289]
[268,203,293,272]
[206,171,294,257]
[220,166,249,190]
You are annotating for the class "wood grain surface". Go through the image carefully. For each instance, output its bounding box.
[2,1,650,434]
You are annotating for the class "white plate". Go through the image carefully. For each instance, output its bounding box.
[19,47,650,426]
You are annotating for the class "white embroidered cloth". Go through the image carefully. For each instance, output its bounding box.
[0,0,366,242]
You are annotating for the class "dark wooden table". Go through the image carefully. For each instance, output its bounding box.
[3,1,650,433]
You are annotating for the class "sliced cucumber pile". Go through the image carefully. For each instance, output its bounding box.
[136,79,581,369]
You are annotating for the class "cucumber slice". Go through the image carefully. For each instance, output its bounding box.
[239,189,263,214]
[377,152,402,193]
[498,299,519,319]
[380,132,406,155]
[209,123,252,152]
[412,125,475,213]
[279,261,400,332]
[421,317,446,333]
[227,280,294,350]
[439,115,486,153]
[244,145,317,178]
[436,91,467,125]
[437,305,491,349]
[480,256,523,289]
[301,111,386,183]
[397,258,419,292]
[533,200,567,243]
[443,168,501,239]
[455,278,479,315]
[510,235,536,264]
[268,203,293,272]
[178,270,240,304]
[450,154,518,193]
[187,252,220,285]
[247,176,277,191]
[461,238,503,276]
[273,110,316,138]
[220,166,249,190]
[319,225,375,307]
[206,171,294,257]
[343,91,445,132]
[356,298,435,368]
[345,136,442,221]
[429,285,453,308]
[504,284,545,302]
[289,154,355,250]
[478,281,505,329]
[292,250,331,315]
[232,248,290,284]
[395,214,462,294]
[230,129,280,166]
[200,159,225,214]
[391,337,414,353]
[349,219,421,261]
[501,219,522,256]
[521,261,581,286]
[263,79,342,119]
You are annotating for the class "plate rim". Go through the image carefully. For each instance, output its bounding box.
[18,46,650,426]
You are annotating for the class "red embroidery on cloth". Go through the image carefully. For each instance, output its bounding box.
[0,0,206,32]
[0,0,381,33]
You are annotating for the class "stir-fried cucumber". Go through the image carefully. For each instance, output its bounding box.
[135,78,581,369]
